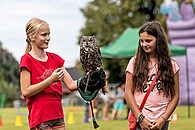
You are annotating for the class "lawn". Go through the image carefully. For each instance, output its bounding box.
[1,105,195,130]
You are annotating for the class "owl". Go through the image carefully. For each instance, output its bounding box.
[80,35,102,73]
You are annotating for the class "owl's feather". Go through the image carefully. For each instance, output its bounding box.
[80,35,102,73]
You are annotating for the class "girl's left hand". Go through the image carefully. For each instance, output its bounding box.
[150,117,166,130]
[50,68,65,83]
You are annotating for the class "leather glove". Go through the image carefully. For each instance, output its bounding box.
[77,68,106,101]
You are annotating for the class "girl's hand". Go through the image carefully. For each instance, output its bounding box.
[50,68,65,83]
[150,117,166,130]
[139,118,153,130]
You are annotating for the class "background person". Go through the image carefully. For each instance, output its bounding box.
[111,83,125,120]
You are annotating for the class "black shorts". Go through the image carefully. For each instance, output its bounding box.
[31,118,65,130]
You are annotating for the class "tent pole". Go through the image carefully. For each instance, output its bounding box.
[185,50,190,118]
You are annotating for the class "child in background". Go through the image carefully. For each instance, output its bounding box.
[111,83,125,120]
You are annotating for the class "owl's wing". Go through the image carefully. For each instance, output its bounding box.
[80,48,88,72]
[96,47,102,66]
[80,48,84,64]
[97,47,101,57]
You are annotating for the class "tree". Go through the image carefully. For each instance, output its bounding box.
[78,0,164,83]
[0,41,20,106]
[0,80,18,107]
[0,41,19,86]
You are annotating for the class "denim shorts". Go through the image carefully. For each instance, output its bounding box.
[114,101,124,111]
[31,118,65,130]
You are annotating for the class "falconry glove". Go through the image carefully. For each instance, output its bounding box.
[77,68,106,101]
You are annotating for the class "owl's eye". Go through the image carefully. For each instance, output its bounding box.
[89,38,93,41]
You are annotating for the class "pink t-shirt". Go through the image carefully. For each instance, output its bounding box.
[20,52,65,129]
[126,56,179,122]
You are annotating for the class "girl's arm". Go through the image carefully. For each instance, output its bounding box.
[150,71,180,129]
[161,71,180,121]
[125,72,152,129]
[62,67,77,91]
[125,72,141,118]
[20,67,65,97]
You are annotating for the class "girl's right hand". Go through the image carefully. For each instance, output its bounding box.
[50,68,65,83]
[139,118,153,130]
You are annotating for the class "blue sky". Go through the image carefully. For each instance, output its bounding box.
[0,0,91,67]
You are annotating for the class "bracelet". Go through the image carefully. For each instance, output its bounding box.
[136,114,145,124]
[161,116,167,122]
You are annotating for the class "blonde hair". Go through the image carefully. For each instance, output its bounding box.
[25,17,47,53]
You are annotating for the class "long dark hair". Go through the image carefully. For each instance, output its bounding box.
[133,21,175,97]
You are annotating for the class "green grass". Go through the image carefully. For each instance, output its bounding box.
[1,105,195,130]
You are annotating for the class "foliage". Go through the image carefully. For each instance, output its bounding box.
[0,42,20,86]
[0,80,18,107]
[0,41,20,106]
[78,0,165,83]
